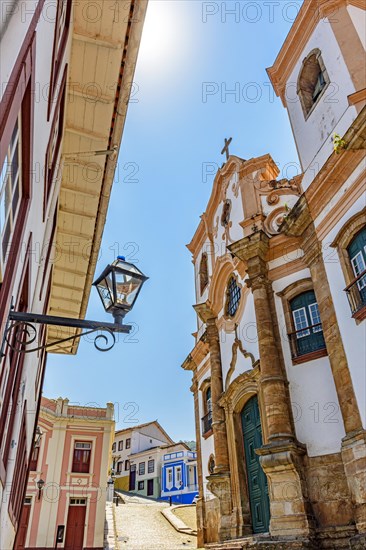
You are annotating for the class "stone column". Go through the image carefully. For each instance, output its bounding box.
[229,232,294,442]
[223,403,246,538]
[229,232,315,538]
[205,317,230,473]
[190,376,206,548]
[194,303,232,541]
[282,196,365,538]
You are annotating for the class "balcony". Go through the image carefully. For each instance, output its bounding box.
[201,411,212,437]
[345,271,366,321]
[288,323,327,364]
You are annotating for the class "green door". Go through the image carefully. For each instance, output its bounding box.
[241,396,270,534]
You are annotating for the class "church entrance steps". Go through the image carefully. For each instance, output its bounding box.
[204,528,364,550]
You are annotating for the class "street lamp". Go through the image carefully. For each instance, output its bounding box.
[37,478,45,500]
[0,257,148,359]
[93,256,148,325]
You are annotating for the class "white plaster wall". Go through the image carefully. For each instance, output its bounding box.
[318,193,366,429]
[219,291,260,387]
[0,4,67,547]
[348,5,366,50]
[285,18,357,177]
[273,270,346,456]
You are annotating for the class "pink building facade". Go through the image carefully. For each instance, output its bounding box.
[15,397,114,550]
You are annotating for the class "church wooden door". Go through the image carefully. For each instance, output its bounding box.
[241,396,270,534]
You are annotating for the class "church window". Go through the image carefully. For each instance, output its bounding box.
[345,227,366,316]
[289,291,326,358]
[297,49,328,117]
[148,459,155,473]
[225,275,241,318]
[221,199,232,227]
[199,253,209,294]
[202,387,212,435]
[139,462,145,475]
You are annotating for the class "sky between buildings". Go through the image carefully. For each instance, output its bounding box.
[44,0,302,442]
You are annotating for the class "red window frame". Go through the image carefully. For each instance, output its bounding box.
[29,444,40,471]
[72,442,92,474]
[0,238,31,483]
[9,403,28,528]
[44,67,67,219]
[48,0,72,120]
[0,30,36,332]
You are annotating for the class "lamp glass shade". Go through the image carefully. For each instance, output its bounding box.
[93,257,148,316]
[95,272,114,311]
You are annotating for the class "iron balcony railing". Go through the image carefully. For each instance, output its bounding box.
[344,270,366,317]
[288,322,326,359]
[202,411,212,435]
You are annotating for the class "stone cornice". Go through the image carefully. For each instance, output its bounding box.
[193,300,216,323]
[280,195,312,238]
[228,231,270,264]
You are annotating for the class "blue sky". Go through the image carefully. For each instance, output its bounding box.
[44,1,302,441]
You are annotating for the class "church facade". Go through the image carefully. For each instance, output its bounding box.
[183,1,366,548]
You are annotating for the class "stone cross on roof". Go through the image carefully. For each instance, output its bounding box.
[221,137,232,161]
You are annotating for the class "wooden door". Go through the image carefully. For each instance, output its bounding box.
[14,503,31,549]
[147,479,154,496]
[241,396,270,534]
[129,466,136,490]
[64,505,86,550]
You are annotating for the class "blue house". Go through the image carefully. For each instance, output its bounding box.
[161,444,198,504]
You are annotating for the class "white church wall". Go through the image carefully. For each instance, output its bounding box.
[219,291,260,387]
[318,192,366,429]
[273,271,346,456]
[285,18,357,178]
[347,5,366,49]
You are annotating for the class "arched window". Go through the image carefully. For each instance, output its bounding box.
[290,290,326,357]
[199,253,209,295]
[225,275,241,318]
[297,49,328,117]
[205,386,212,414]
[346,227,366,314]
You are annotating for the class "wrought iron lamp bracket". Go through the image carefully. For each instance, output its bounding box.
[0,311,132,360]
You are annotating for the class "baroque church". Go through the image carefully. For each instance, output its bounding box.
[183,1,366,548]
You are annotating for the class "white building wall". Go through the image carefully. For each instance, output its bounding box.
[318,192,366,429]
[273,270,346,456]
[0,3,68,547]
[285,18,357,178]
[347,5,366,49]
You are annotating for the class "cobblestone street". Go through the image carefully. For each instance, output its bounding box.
[114,494,198,550]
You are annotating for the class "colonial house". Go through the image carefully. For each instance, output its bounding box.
[161,444,198,505]
[14,397,114,550]
[183,1,365,548]
[126,442,181,500]
[0,1,147,548]
[112,420,174,492]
